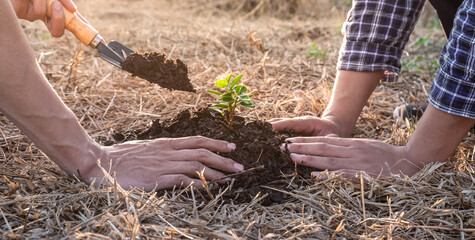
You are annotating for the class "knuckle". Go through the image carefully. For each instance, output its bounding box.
[191,161,205,172]
[290,144,300,152]
[193,136,207,146]
[196,149,211,159]
[158,138,174,147]
[316,143,327,153]
[173,175,189,185]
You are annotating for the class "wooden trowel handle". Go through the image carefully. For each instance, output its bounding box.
[46,0,99,46]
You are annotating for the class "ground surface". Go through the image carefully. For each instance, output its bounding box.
[0,0,474,239]
[132,108,314,205]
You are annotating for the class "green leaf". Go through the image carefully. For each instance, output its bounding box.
[207,90,223,96]
[238,94,250,100]
[225,74,232,85]
[214,103,229,109]
[210,107,225,116]
[230,74,243,88]
[224,86,232,92]
[219,94,234,103]
[215,80,228,88]
[240,101,255,108]
[235,86,247,95]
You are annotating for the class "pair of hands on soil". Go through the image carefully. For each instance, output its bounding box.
[270,116,420,179]
[9,0,79,37]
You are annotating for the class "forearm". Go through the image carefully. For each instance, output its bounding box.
[0,1,99,177]
[322,70,383,137]
[406,104,474,167]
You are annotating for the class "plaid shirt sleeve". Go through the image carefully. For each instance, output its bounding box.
[430,0,475,119]
[337,0,426,81]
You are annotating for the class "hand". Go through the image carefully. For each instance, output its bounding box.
[81,136,244,191]
[283,136,421,179]
[9,0,77,37]
[270,116,341,137]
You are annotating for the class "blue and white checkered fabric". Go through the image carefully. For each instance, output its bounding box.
[337,0,475,118]
[337,0,426,82]
[430,0,475,119]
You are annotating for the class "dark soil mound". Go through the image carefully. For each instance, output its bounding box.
[131,108,314,205]
[121,52,195,92]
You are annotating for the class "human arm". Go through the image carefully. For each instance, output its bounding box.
[272,0,426,137]
[281,0,475,178]
[10,0,77,37]
[0,1,243,190]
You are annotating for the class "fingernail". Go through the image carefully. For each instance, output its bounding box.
[227,143,236,150]
[225,177,232,182]
[53,1,61,10]
[280,144,285,151]
[234,163,244,171]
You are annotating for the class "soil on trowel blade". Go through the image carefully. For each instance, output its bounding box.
[129,108,314,205]
[121,52,195,92]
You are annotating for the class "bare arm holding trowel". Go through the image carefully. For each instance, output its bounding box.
[0,0,243,190]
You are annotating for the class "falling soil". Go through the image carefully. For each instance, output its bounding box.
[116,108,314,205]
[121,52,195,92]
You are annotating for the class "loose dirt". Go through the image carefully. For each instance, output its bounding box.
[121,52,195,92]
[119,108,314,205]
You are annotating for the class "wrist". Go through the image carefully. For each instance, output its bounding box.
[321,112,353,137]
[52,137,102,179]
[75,141,103,181]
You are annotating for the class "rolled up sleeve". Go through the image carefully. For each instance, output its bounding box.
[337,0,426,81]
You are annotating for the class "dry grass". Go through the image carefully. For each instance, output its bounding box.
[1,0,474,239]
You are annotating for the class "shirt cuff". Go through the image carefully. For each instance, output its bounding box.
[337,41,404,82]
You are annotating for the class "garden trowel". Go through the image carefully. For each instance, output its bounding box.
[46,1,195,92]
[46,0,133,69]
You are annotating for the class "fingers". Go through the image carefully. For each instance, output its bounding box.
[10,0,30,19]
[271,117,312,133]
[44,0,65,37]
[163,160,228,182]
[283,142,350,157]
[287,136,353,146]
[164,136,236,153]
[289,153,344,170]
[150,136,243,173]
[31,0,46,20]
[173,149,244,173]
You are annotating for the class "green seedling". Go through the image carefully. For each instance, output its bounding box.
[207,74,255,128]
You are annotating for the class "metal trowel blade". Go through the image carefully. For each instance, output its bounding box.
[97,41,134,69]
